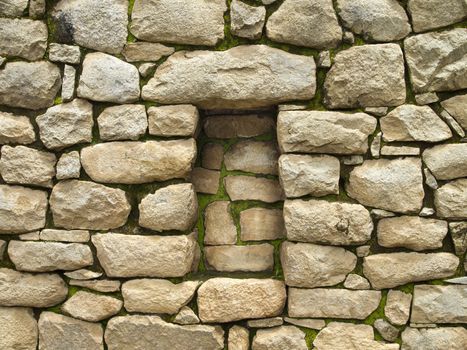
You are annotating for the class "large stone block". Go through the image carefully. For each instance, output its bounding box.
[205,244,274,272]
[423,144,467,180]
[0,307,37,350]
[435,179,467,219]
[401,327,467,350]
[0,112,35,145]
[408,0,466,32]
[0,18,47,60]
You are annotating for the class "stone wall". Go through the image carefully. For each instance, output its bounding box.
[0,0,466,349]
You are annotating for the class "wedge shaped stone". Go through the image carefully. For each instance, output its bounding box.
[62,291,122,322]
[441,94,467,129]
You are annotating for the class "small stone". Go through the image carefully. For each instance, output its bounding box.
[48,44,81,64]
[202,143,224,170]
[56,151,81,180]
[445,277,467,285]
[122,279,199,314]
[423,143,467,180]
[122,42,175,62]
[173,306,200,325]
[139,183,197,232]
[381,104,452,142]
[0,185,48,234]
[62,291,122,322]
[0,240,5,259]
[62,64,76,102]
[92,232,199,278]
[98,104,147,141]
[342,155,364,165]
[356,245,371,257]
[262,0,277,3]
[240,208,285,241]
[204,201,237,245]
[336,0,410,42]
[449,222,467,255]
[197,278,286,323]
[0,307,37,350]
[284,317,325,330]
[0,18,47,60]
[371,209,396,219]
[148,104,198,137]
[364,107,388,116]
[229,326,249,350]
[130,0,226,46]
[70,279,121,293]
[204,114,275,138]
[385,290,412,326]
[288,288,381,319]
[231,0,266,40]
[408,0,466,32]
[371,131,382,158]
[440,109,465,137]
[64,269,102,280]
[344,274,370,290]
[415,92,439,105]
[38,312,103,350]
[8,241,93,272]
[247,317,283,328]
[441,94,467,130]
[0,268,67,307]
[277,110,377,154]
[50,180,131,230]
[0,61,61,110]
[435,179,467,219]
[374,319,399,342]
[252,326,307,350]
[0,145,56,188]
[377,216,448,251]
[19,232,40,241]
[318,51,332,68]
[191,167,220,194]
[51,0,128,54]
[284,199,373,245]
[424,168,438,189]
[81,140,196,184]
[0,0,28,17]
[347,158,424,213]
[138,63,156,77]
[224,175,284,203]
[281,241,356,288]
[363,252,459,289]
[278,104,307,111]
[205,244,274,272]
[266,0,342,49]
[402,327,467,350]
[37,99,93,150]
[343,30,355,44]
[0,112,35,145]
[225,140,279,175]
[381,145,420,156]
[420,207,436,217]
[105,315,224,350]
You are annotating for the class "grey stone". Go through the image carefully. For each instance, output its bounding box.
[205,244,274,272]
[449,222,467,255]
[231,0,266,40]
[0,112,35,145]
[191,167,220,195]
[424,168,438,189]
[252,326,307,350]
[48,44,81,64]
[441,94,467,129]
[62,64,76,102]
[62,291,122,322]
[435,179,467,219]
[148,104,198,137]
[318,51,332,68]
[401,327,467,350]
[70,279,121,293]
[224,175,284,203]
[225,140,279,175]
[202,143,224,170]
[240,208,285,241]
[173,306,200,325]
[344,274,371,290]
[204,201,237,245]
[0,0,28,17]
[423,143,467,180]
[408,0,466,32]
[56,151,81,180]
[247,317,283,328]
[122,42,175,62]
[420,207,436,217]
[229,325,249,350]
[374,319,399,342]
[64,269,101,280]
[0,240,5,259]
[0,18,47,60]
[385,290,412,326]
[0,306,37,350]
[342,155,364,165]
[98,104,147,141]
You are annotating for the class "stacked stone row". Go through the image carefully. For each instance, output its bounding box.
[0,0,466,349]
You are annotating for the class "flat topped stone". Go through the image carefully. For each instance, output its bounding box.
[122,42,175,62]
[385,290,412,326]
[142,45,316,109]
[225,141,279,175]
[148,104,198,137]
[204,114,275,139]
[0,0,28,17]
[240,208,285,241]
[204,201,237,245]
[224,176,284,203]
[205,244,274,272]
[252,326,307,350]
[98,104,147,141]
[81,140,196,184]
[408,0,466,33]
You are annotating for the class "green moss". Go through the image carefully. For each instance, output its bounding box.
[397,283,414,294]
[54,96,62,105]
[300,327,319,349]
[364,290,387,327]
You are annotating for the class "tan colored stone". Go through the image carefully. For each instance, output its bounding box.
[40,229,89,243]
[248,317,283,328]
[229,325,249,350]
[62,291,122,322]
[408,0,466,32]
[98,104,147,141]
[148,104,198,137]
[225,140,278,175]
[344,274,371,290]
[435,179,467,219]
[0,0,28,17]
[252,326,307,350]
[191,167,220,194]
[423,144,467,180]
[284,318,325,330]
[62,64,76,101]
[385,290,412,326]
[240,208,285,241]
[122,42,175,62]
[70,279,121,293]
[401,327,467,350]
[0,307,37,350]
[203,114,275,138]
[64,269,101,280]
[205,244,274,272]
[380,145,420,156]
[441,94,467,129]
[173,306,200,325]
[0,112,35,145]
[0,18,47,60]
[231,0,265,40]
[204,201,237,245]
[225,175,284,203]
[202,143,224,170]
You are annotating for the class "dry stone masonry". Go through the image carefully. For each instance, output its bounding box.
[0,0,466,349]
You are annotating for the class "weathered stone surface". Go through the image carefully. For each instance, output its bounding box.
[248,317,283,328]
[266,0,341,49]
[78,53,140,103]
[423,144,467,180]
[8,241,93,272]
[204,201,237,245]
[64,269,101,280]
[138,63,156,77]
[70,279,121,293]
[130,0,226,46]
[415,92,439,105]
[191,167,220,194]
[148,104,198,137]
[401,327,467,350]
[0,18,47,60]
[0,307,37,350]
[336,0,410,42]
[231,0,265,40]
[62,64,76,102]
[39,312,103,350]
[229,325,249,350]
[284,318,325,330]
[143,45,316,109]
[449,222,467,255]
[204,114,275,138]
[281,242,356,288]
[314,322,399,350]
[173,306,200,325]
[0,0,28,17]
[377,216,448,251]
[404,29,467,93]
[441,109,465,137]
[408,0,466,32]
[98,104,147,141]
[48,43,81,64]
[0,145,56,188]
[81,140,196,184]
[0,268,67,307]
[205,244,274,272]
[277,111,376,154]
[288,288,381,319]
[37,99,93,150]
[122,42,175,62]
[240,208,285,241]
[50,180,131,230]
[441,94,467,129]
[284,199,373,245]
[0,112,35,145]
[278,154,339,197]
[356,245,371,257]
[324,44,406,108]
[225,176,284,203]
[344,274,371,290]
[0,185,48,234]
[385,290,412,326]
[198,278,286,323]
[347,158,424,213]
[252,326,307,350]
[381,104,452,142]
[92,232,199,278]
[0,61,61,110]
[52,0,128,54]
[62,291,122,322]
[0,240,5,259]
[411,285,467,324]
[139,183,197,232]
[374,319,399,342]
[19,232,40,241]
[56,151,81,180]
[381,145,420,156]
[225,141,278,175]
[122,279,198,314]
[363,252,459,289]
[202,143,224,170]
[105,315,224,350]
[371,131,382,158]
[435,179,467,219]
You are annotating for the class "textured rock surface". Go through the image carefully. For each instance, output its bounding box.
[408,0,466,32]
[344,274,371,290]
[401,327,467,350]
[142,45,316,109]
[229,325,249,350]
[48,43,81,64]
[173,306,200,325]
[81,140,196,184]
[252,326,307,350]
[423,144,467,180]
[450,222,467,255]
[205,244,274,272]
[197,278,286,323]
[98,104,147,141]
[231,0,265,40]
[204,114,275,138]
[385,290,412,326]
[56,151,81,180]
[224,176,284,203]
[0,112,35,145]
[148,105,198,137]
[204,201,237,245]
[122,42,175,62]
[0,18,47,60]
[0,307,37,350]
[240,208,285,241]
[70,279,121,293]
[191,167,220,194]
[435,179,467,219]
[62,291,122,322]
[441,94,467,129]
[225,140,279,175]
[0,0,28,17]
